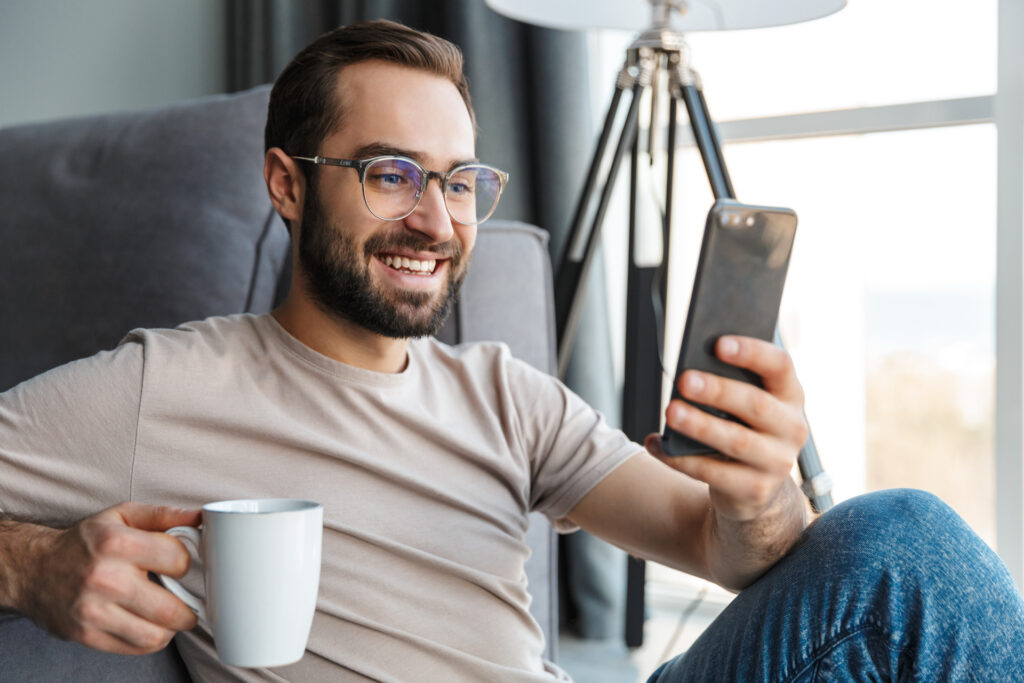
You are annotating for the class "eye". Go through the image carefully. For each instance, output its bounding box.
[447,169,479,200]
[365,160,418,193]
[374,173,406,187]
[447,180,474,196]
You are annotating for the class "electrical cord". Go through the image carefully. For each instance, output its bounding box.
[657,585,709,664]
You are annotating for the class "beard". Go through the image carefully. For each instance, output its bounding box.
[297,180,468,339]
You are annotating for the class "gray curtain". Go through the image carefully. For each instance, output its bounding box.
[228,0,589,253]
[227,0,625,639]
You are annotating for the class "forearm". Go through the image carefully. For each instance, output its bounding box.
[703,477,808,591]
[0,518,57,615]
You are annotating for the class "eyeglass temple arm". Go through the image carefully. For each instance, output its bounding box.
[291,155,359,169]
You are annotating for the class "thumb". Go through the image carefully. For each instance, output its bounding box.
[112,502,202,531]
[644,432,666,457]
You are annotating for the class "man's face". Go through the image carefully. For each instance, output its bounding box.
[296,61,478,339]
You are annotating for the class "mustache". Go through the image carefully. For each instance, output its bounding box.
[362,231,463,262]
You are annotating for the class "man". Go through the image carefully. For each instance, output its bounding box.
[1,19,1022,682]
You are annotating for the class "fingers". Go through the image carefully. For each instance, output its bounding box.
[652,337,809,524]
[674,370,808,449]
[130,575,199,632]
[668,335,809,460]
[85,506,196,577]
[79,560,197,633]
[663,401,796,474]
[661,450,779,502]
[645,432,792,522]
[114,502,201,533]
[675,370,785,436]
[714,336,804,405]
[73,601,178,655]
[70,557,196,652]
[40,503,201,653]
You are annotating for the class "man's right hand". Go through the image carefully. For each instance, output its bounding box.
[13,502,201,654]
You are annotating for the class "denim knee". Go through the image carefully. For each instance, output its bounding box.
[805,488,965,564]
[800,487,1017,617]
[838,488,952,523]
[646,489,1024,683]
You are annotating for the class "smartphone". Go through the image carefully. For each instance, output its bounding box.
[661,199,798,456]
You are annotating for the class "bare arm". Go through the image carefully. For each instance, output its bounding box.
[567,335,809,591]
[0,517,54,613]
[0,503,201,654]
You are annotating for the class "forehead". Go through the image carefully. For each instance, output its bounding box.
[326,60,475,166]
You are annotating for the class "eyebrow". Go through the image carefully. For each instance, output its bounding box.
[350,142,479,172]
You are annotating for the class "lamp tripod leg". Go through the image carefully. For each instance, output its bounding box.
[623,85,684,650]
[555,56,655,378]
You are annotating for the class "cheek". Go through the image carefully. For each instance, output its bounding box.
[317,173,370,220]
[321,201,383,249]
[456,226,477,257]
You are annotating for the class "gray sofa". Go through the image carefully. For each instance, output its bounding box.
[0,87,558,679]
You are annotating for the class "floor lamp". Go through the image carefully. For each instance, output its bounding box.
[485,0,845,648]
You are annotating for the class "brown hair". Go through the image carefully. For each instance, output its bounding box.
[264,19,475,162]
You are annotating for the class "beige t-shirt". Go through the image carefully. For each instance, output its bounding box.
[0,313,640,681]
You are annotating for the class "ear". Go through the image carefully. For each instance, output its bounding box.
[264,148,305,224]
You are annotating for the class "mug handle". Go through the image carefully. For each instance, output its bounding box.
[157,525,208,624]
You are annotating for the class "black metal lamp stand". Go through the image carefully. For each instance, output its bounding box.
[553,8,835,647]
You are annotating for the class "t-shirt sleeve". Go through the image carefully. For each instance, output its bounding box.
[504,355,642,533]
[0,341,144,526]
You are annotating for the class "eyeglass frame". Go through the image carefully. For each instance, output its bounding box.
[290,154,509,225]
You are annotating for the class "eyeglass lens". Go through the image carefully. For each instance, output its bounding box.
[362,157,502,224]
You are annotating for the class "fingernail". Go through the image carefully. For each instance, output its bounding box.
[720,337,739,356]
[685,372,705,394]
[670,403,687,423]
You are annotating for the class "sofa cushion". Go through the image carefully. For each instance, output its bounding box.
[0,611,190,682]
[0,86,288,391]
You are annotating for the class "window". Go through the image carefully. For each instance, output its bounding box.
[687,0,996,120]
[589,5,1014,661]
[663,126,997,543]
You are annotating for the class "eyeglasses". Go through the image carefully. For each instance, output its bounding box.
[291,154,509,226]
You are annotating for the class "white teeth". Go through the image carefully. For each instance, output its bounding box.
[380,254,437,274]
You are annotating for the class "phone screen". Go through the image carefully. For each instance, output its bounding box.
[661,199,797,456]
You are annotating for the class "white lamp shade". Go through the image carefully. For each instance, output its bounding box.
[484,0,846,33]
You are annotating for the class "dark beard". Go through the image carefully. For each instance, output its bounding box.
[297,181,467,339]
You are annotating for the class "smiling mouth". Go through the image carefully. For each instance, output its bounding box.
[379,253,439,275]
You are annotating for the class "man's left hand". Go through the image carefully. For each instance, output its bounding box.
[646,335,809,524]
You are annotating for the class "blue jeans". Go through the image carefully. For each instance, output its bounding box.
[647,489,1024,681]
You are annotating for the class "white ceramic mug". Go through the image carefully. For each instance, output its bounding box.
[158,498,323,668]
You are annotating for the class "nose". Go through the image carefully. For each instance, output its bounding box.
[404,177,454,244]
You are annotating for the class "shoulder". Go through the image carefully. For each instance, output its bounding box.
[412,337,566,416]
[114,314,284,391]
[119,313,270,358]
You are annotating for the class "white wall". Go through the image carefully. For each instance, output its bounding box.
[0,0,228,129]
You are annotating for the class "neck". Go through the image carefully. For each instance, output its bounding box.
[272,294,411,374]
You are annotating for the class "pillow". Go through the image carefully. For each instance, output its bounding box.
[0,86,288,390]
